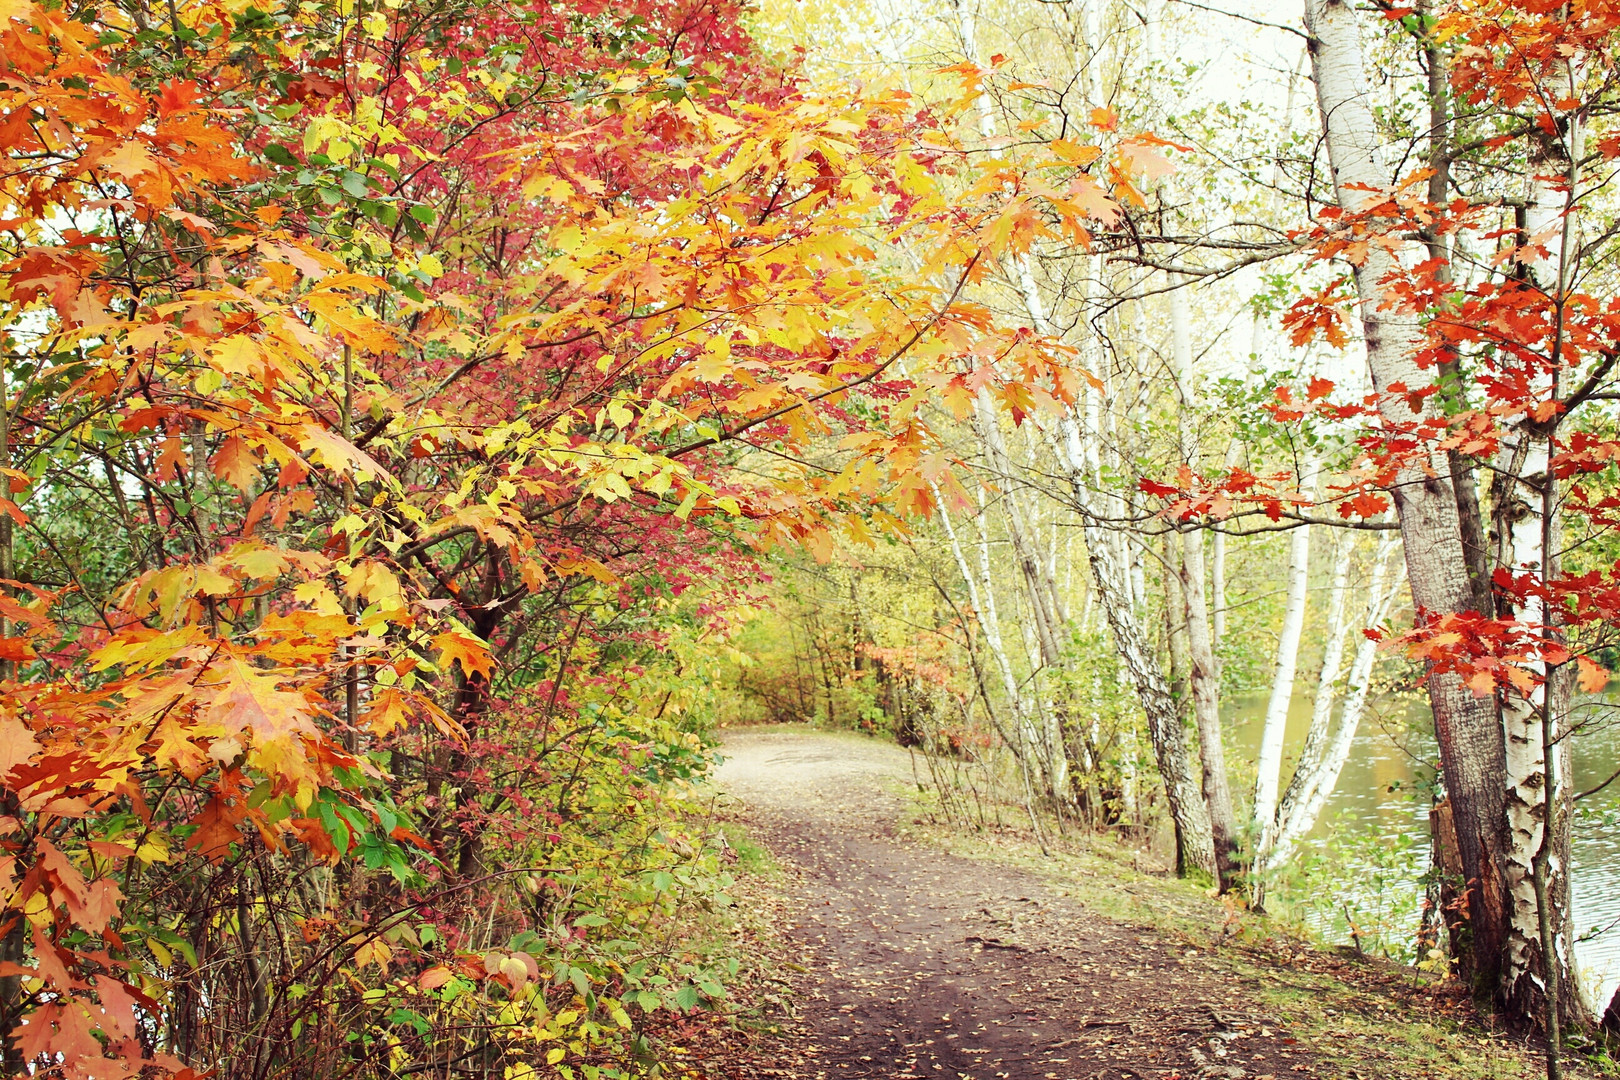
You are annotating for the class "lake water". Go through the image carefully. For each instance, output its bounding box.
[1227,689,1620,1014]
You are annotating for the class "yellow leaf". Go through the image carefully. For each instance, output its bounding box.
[497,955,529,987]
[194,567,236,597]
[298,422,392,482]
[219,542,288,581]
[1050,139,1102,167]
[343,560,405,609]
[361,688,411,736]
[209,336,263,377]
[293,580,345,615]
[433,631,493,681]
[551,224,583,253]
[353,937,393,971]
[100,140,157,180]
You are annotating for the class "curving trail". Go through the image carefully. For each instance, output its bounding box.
[717,730,1315,1080]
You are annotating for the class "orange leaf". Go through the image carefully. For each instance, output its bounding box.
[99,140,157,180]
[30,925,71,988]
[185,795,244,863]
[433,631,494,682]
[14,1000,102,1067]
[0,636,34,662]
[1049,139,1102,167]
[361,687,411,736]
[419,965,454,989]
[76,879,123,935]
[1577,655,1609,693]
[211,436,261,492]
[0,712,40,780]
[289,816,341,861]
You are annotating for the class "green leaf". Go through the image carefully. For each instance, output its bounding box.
[261,143,299,167]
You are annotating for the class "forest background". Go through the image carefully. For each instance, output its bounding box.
[3,0,1620,1075]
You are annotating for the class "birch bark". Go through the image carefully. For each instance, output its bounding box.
[1181,526,1239,889]
[1266,531,1404,867]
[1253,467,1315,855]
[1170,275,1240,889]
[1055,414,1216,875]
[1494,115,1582,1025]
[931,479,1050,845]
[1304,0,1512,995]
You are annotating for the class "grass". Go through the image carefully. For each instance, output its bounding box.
[716,820,777,877]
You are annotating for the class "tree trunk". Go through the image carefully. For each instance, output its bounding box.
[969,484,1037,759]
[975,386,1066,673]
[1254,475,1314,857]
[932,480,1049,846]
[1182,526,1240,891]
[1494,116,1583,1027]
[1492,429,1576,1020]
[1055,414,1215,876]
[1267,530,1403,869]
[1304,0,1511,1000]
[1167,279,1239,890]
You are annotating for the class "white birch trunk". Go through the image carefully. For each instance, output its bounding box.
[1306,529,1355,752]
[1498,114,1581,1015]
[1211,439,1243,648]
[1498,432,1555,997]
[1265,531,1404,868]
[973,389,1066,670]
[1052,412,1216,873]
[971,484,1033,749]
[931,480,1049,843]
[1253,465,1316,850]
[1169,273,1238,884]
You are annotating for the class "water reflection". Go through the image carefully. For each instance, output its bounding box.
[1226,688,1620,1011]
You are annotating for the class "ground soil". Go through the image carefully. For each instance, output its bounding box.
[714,730,1316,1080]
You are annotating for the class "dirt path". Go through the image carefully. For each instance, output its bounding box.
[717,730,1314,1080]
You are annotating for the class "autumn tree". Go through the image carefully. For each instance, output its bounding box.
[1282,0,1620,1043]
